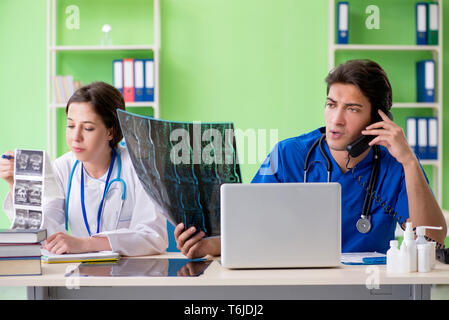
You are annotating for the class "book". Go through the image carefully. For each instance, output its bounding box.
[41,249,119,264]
[0,229,46,244]
[0,243,41,258]
[0,257,42,276]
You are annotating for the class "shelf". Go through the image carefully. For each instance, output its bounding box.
[50,45,156,52]
[332,44,441,52]
[392,102,440,109]
[50,102,155,109]
[420,159,440,166]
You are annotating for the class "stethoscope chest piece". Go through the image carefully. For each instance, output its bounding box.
[356,215,371,234]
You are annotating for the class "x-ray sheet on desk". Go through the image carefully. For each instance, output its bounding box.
[117,110,242,237]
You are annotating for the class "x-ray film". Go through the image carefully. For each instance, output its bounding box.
[117,110,242,237]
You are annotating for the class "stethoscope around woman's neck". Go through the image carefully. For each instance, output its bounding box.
[65,148,127,236]
[303,129,380,234]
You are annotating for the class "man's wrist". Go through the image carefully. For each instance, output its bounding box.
[401,153,419,170]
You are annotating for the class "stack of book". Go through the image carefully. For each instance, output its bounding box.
[0,229,46,276]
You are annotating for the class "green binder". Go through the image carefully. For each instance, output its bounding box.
[427,2,439,45]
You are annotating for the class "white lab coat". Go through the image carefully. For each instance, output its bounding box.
[3,146,168,256]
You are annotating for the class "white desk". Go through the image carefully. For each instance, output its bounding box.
[2,252,449,300]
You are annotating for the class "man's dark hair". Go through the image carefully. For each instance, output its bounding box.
[66,81,126,148]
[325,59,393,121]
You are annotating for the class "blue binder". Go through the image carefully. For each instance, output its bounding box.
[416,60,435,102]
[416,2,427,45]
[406,117,417,157]
[427,117,438,160]
[143,59,155,102]
[134,59,145,102]
[337,2,349,44]
[416,3,428,45]
[417,117,428,160]
[113,59,123,94]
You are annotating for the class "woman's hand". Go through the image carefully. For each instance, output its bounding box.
[174,223,221,259]
[43,232,111,254]
[0,151,15,190]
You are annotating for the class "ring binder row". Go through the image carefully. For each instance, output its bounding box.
[113,58,155,103]
[416,2,439,45]
[336,1,439,46]
[406,117,438,161]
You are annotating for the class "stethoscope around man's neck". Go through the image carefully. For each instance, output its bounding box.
[65,148,126,236]
[303,129,380,234]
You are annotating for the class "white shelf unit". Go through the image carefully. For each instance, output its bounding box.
[46,0,161,159]
[328,0,443,205]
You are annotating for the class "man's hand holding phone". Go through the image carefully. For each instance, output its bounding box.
[362,109,416,166]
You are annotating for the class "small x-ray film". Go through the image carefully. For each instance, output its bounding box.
[14,180,42,207]
[11,149,60,230]
[15,150,44,177]
[11,209,43,230]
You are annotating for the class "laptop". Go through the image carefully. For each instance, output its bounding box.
[220,183,341,269]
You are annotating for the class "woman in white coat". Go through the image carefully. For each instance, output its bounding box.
[0,82,167,256]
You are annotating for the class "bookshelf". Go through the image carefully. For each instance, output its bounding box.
[46,0,160,158]
[328,0,443,206]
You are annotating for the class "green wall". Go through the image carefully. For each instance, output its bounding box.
[0,0,448,231]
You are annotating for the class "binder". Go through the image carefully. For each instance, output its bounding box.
[416,3,427,45]
[123,58,135,102]
[113,59,123,94]
[144,59,155,102]
[134,59,145,102]
[406,117,417,155]
[417,117,428,160]
[416,60,435,103]
[427,117,438,160]
[337,2,349,44]
[427,2,439,45]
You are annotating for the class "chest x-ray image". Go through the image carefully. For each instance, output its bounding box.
[118,110,241,237]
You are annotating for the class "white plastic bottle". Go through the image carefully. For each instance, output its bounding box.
[398,241,410,274]
[403,222,417,272]
[415,226,443,245]
[417,243,431,273]
[386,240,400,274]
[415,226,442,273]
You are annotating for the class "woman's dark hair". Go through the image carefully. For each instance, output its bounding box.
[325,59,393,122]
[66,81,126,148]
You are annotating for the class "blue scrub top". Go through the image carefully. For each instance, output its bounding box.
[251,127,428,254]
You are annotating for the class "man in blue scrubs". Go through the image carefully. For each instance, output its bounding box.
[175,59,447,258]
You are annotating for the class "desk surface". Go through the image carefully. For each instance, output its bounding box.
[1,252,449,287]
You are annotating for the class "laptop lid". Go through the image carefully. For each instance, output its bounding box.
[220,183,341,269]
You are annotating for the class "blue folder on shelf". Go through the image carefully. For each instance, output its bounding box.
[337,1,349,44]
[113,59,123,94]
[406,117,417,157]
[143,58,155,102]
[416,2,428,45]
[134,59,145,102]
[427,117,438,160]
[417,117,428,160]
[416,60,435,103]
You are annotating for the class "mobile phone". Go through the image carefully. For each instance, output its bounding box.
[346,110,393,158]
